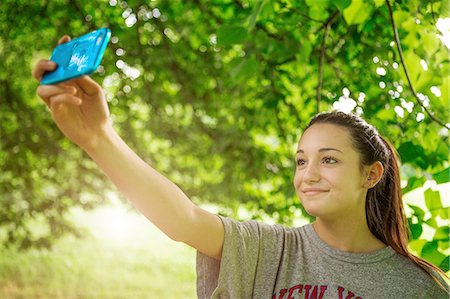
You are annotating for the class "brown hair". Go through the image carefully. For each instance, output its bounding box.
[305,110,449,292]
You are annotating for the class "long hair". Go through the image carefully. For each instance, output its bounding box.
[305,111,448,292]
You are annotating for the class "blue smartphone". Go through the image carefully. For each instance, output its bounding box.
[41,28,111,85]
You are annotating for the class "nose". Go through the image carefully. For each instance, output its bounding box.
[303,163,321,183]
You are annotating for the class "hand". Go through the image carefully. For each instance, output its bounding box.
[32,35,112,151]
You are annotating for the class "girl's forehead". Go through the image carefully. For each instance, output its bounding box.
[297,123,354,151]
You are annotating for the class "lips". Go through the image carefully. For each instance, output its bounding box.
[301,188,329,196]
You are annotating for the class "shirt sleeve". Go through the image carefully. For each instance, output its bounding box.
[196,216,286,299]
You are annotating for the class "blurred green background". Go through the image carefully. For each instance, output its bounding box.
[0,0,449,298]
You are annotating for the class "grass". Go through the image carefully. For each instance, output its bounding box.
[0,200,197,299]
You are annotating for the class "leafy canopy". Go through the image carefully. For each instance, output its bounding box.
[0,0,448,272]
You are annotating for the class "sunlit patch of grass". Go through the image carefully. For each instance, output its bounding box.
[0,199,197,299]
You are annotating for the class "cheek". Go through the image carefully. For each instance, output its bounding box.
[293,170,301,188]
[328,168,360,189]
[293,169,310,191]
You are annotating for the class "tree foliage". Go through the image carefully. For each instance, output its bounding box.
[0,0,448,271]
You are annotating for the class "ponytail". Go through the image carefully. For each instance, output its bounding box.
[365,137,406,251]
[368,137,449,293]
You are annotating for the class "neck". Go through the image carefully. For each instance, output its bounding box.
[312,217,387,253]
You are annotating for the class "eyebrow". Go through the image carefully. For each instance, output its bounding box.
[296,148,343,154]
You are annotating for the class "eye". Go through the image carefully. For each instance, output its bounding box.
[296,158,307,167]
[322,156,337,164]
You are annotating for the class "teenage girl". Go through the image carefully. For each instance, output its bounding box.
[33,35,449,298]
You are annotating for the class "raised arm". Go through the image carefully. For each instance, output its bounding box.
[32,35,224,260]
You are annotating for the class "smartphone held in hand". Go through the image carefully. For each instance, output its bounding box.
[41,28,111,85]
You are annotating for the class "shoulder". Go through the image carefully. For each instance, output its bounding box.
[220,216,302,237]
[386,252,449,296]
[220,217,311,250]
[387,252,431,280]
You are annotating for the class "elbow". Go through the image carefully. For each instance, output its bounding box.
[164,206,197,244]
[167,231,184,243]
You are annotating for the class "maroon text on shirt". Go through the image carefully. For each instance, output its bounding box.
[272,284,363,299]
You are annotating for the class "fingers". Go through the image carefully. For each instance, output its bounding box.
[37,84,79,107]
[34,35,102,110]
[32,35,71,82]
[49,93,82,107]
[32,60,57,82]
[71,75,103,96]
[37,84,76,100]
[58,35,71,45]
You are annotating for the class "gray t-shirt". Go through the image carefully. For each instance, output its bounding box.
[196,217,448,299]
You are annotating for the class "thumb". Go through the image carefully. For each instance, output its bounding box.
[58,35,71,45]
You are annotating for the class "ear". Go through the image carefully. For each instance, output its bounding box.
[364,161,384,189]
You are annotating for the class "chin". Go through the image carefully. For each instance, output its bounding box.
[299,198,334,219]
[299,200,320,217]
[302,206,322,218]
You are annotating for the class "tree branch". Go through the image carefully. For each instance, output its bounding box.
[386,0,449,129]
[255,23,284,41]
[317,10,339,114]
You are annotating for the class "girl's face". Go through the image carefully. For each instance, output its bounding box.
[293,123,369,221]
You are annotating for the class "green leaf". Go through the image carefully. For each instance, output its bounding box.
[306,0,330,21]
[439,256,449,272]
[305,0,330,9]
[415,70,433,91]
[421,241,446,267]
[230,56,258,80]
[397,142,424,164]
[402,176,426,194]
[403,28,421,49]
[434,226,449,241]
[439,76,449,108]
[403,51,421,86]
[373,0,385,8]
[421,32,440,58]
[433,167,450,184]
[410,223,423,239]
[425,217,438,228]
[343,1,372,25]
[440,0,450,18]
[408,204,425,222]
[434,141,449,163]
[424,188,442,211]
[393,10,410,26]
[217,25,248,46]
[408,239,427,255]
[298,41,313,62]
[376,109,396,121]
[247,0,267,32]
[308,7,330,21]
[334,0,352,11]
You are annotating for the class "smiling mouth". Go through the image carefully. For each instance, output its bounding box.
[301,189,329,196]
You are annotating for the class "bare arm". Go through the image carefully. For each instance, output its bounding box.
[87,125,224,259]
[32,35,224,260]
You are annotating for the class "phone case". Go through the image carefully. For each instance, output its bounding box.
[41,28,111,85]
